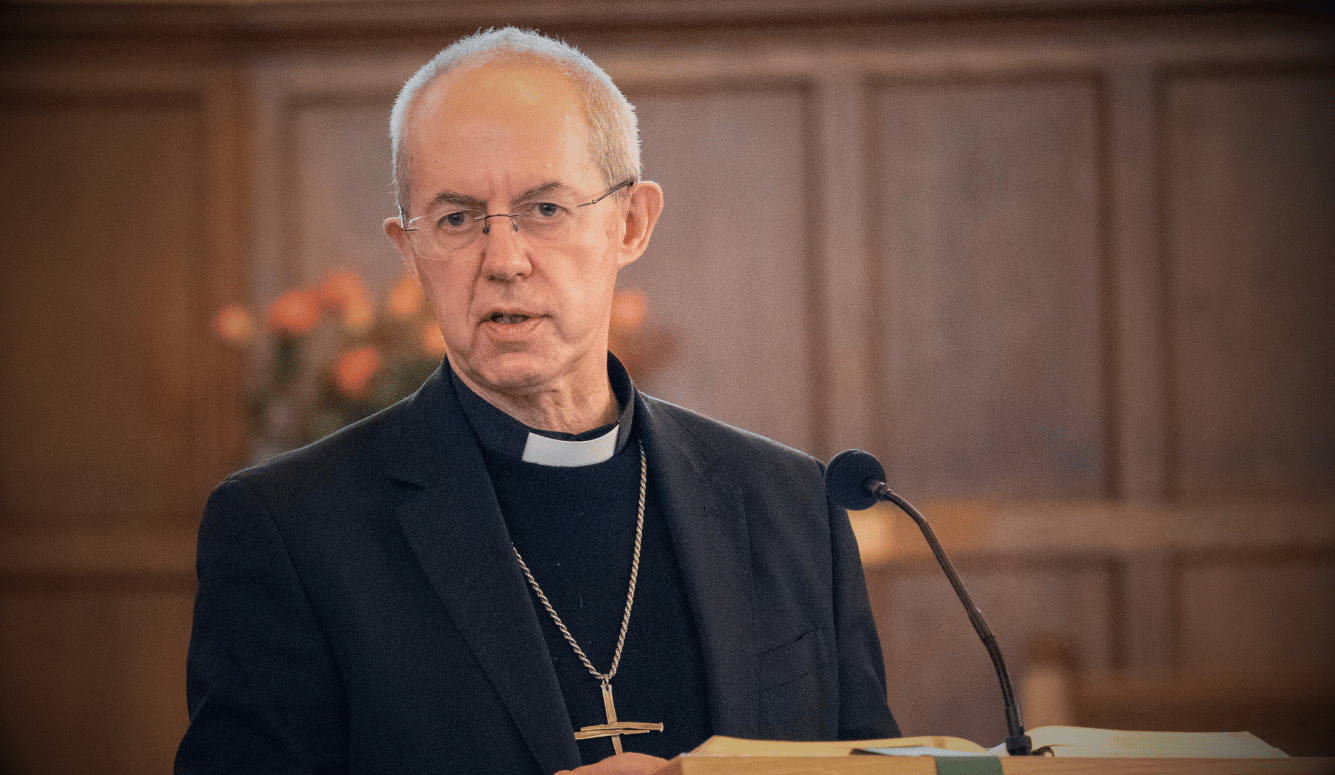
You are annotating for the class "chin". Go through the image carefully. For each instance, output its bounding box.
[470,356,560,394]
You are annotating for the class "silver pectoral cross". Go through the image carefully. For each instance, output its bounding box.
[572,680,663,755]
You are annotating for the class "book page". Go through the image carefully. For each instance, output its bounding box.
[691,734,988,756]
[994,726,1288,758]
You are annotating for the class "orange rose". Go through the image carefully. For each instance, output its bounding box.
[421,321,447,358]
[610,289,647,331]
[388,275,424,320]
[212,303,255,345]
[340,291,375,335]
[332,346,382,398]
[320,269,367,311]
[267,289,322,335]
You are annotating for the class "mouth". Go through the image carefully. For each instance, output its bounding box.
[488,312,533,325]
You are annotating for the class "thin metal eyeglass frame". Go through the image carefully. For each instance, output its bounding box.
[478,177,635,234]
[398,178,636,238]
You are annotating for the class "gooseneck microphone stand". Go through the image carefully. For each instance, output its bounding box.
[826,449,1033,756]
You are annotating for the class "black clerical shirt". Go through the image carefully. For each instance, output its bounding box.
[452,361,712,763]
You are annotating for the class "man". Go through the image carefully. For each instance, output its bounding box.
[177,28,897,775]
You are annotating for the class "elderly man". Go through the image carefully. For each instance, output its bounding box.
[177,28,896,775]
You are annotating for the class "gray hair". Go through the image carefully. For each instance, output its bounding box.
[390,27,641,215]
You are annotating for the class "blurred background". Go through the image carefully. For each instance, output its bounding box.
[1,0,1332,772]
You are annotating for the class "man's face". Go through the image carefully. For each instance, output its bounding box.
[390,61,642,408]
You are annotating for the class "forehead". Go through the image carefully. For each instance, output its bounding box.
[405,60,597,199]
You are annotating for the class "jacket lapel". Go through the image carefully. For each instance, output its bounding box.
[381,370,581,773]
[638,397,760,739]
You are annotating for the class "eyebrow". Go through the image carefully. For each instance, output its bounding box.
[424,181,573,212]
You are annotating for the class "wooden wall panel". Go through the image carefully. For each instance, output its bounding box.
[248,51,421,319]
[1162,66,1335,498]
[1068,545,1335,755]
[868,76,1108,499]
[1175,549,1335,672]
[626,84,816,452]
[0,95,211,532]
[0,583,195,775]
[870,556,1117,745]
[0,60,245,775]
[286,94,402,294]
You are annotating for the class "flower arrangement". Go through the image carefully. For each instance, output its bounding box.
[606,288,678,382]
[213,270,445,460]
[214,271,678,462]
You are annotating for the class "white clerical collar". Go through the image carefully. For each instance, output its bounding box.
[449,353,637,467]
[520,425,620,467]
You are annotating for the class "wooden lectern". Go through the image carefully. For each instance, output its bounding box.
[659,756,1335,774]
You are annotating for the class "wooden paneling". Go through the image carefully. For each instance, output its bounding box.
[1075,668,1335,757]
[0,94,212,532]
[247,50,427,323]
[868,76,1109,499]
[285,93,402,292]
[0,580,195,775]
[626,83,817,452]
[0,60,246,775]
[1174,548,1335,671]
[1161,66,1335,498]
[1066,544,1335,755]
[1104,63,1170,502]
[870,555,1118,745]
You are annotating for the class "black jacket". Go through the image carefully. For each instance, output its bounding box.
[177,363,897,774]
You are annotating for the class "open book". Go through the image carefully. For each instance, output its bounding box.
[692,726,1288,758]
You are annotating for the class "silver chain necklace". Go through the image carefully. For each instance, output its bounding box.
[511,439,662,753]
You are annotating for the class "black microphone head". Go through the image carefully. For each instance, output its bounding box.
[825,449,887,511]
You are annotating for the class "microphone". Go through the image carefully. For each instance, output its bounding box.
[826,449,1033,756]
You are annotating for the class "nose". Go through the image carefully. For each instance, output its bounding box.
[479,216,532,282]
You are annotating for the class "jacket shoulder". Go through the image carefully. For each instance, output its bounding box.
[639,393,824,481]
[231,400,396,488]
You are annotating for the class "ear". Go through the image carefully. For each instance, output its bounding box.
[616,181,663,269]
[384,216,420,280]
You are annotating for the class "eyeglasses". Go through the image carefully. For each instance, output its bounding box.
[398,179,635,259]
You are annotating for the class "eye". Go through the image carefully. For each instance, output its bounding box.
[440,211,471,229]
[534,202,561,218]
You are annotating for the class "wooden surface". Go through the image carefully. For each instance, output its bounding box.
[0,49,244,775]
[661,755,1335,775]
